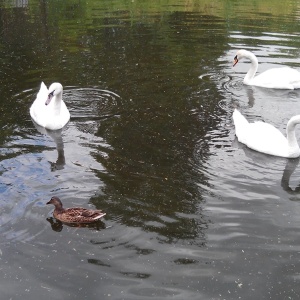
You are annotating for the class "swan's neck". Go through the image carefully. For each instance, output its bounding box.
[286,115,300,152]
[244,52,258,84]
[52,93,62,115]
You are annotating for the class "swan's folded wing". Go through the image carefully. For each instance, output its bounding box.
[30,82,49,120]
[253,67,300,89]
[35,82,48,103]
[242,121,288,155]
[233,109,249,139]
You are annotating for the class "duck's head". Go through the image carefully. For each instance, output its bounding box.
[45,83,63,106]
[47,196,63,209]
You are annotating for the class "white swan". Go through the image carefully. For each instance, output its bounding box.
[233,109,300,158]
[233,49,300,89]
[30,82,70,130]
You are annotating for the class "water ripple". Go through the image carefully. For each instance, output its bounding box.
[199,72,231,88]
[0,86,122,244]
[65,87,122,120]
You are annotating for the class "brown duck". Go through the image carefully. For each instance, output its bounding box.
[47,196,106,224]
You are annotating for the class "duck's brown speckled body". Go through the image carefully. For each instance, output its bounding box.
[47,196,106,224]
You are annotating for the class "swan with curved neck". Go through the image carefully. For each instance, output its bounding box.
[30,82,70,130]
[233,109,300,158]
[233,49,300,89]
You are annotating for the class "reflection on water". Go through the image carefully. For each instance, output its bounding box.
[32,122,66,171]
[0,85,116,246]
[1,0,300,299]
[235,139,300,196]
[281,158,300,196]
[46,217,106,232]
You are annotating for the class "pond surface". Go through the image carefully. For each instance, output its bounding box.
[1,0,300,299]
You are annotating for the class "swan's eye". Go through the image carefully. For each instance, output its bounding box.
[49,90,55,97]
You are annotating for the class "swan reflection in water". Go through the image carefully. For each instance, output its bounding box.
[280,157,300,195]
[46,217,106,232]
[233,138,300,197]
[32,121,66,171]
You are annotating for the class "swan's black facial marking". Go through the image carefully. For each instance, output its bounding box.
[45,90,55,106]
[233,55,238,67]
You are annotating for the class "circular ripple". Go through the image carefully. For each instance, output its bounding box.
[1,86,122,244]
[222,75,244,94]
[13,85,122,121]
[199,71,244,113]
[199,72,231,85]
[64,87,122,120]
[199,71,243,97]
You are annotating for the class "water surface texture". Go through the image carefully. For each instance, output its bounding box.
[1,1,300,299]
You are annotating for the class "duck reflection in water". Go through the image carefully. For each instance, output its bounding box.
[46,217,106,232]
[32,121,65,171]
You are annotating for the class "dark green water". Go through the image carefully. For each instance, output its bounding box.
[2,0,300,299]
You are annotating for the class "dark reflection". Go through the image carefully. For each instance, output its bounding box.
[87,258,111,268]
[120,272,150,279]
[235,84,296,110]
[90,102,213,243]
[46,217,63,232]
[32,121,66,171]
[2,0,300,299]
[0,2,227,245]
[46,217,106,232]
[124,244,155,255]
[174,258,199,265]
[234,138,300,196]
[82,11,228,245]
[281,157,300,195]
[246,86,255,107]
[254,86,296,98]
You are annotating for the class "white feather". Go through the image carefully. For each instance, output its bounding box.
[30,82,70,130]
[233,50,300,89]
[233,109,300,158]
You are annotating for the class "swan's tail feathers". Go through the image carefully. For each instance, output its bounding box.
[40,82,48,92]
[232,109,249,138]
[35,82,48,103]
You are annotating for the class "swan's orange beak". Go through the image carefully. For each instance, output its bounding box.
[233,55,238,67]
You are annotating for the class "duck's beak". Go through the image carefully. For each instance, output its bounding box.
[46,200,51,205]
[45,91,55,106]
[233,55,238,67]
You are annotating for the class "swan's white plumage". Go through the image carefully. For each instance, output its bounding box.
[30,82,70,130]
[233,109,300,158]
[233,49,300,89]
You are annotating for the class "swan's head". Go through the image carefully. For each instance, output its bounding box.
[233,49,249,67]
[45,83,63,106]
